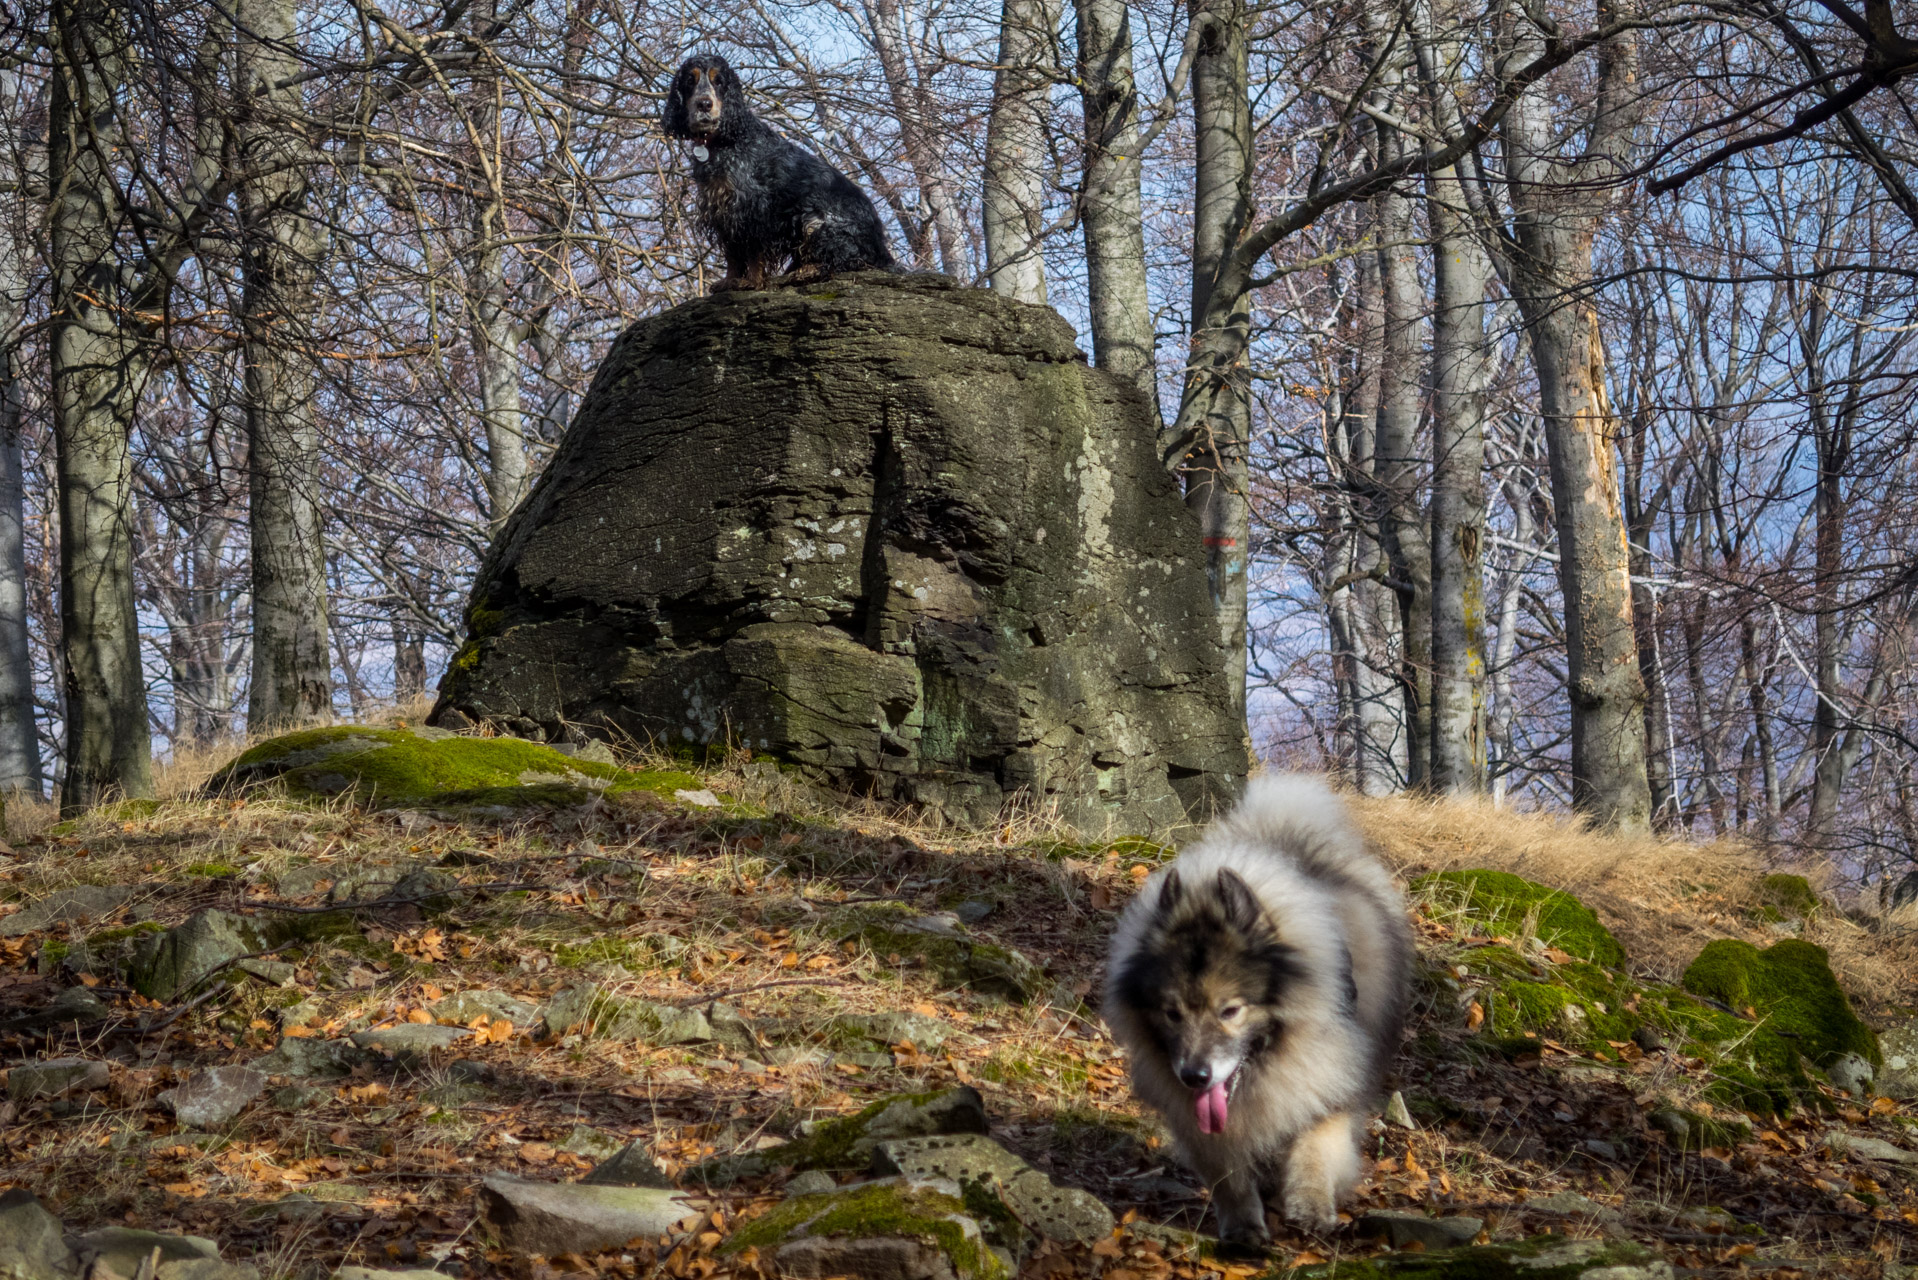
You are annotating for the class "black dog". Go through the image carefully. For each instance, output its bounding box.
[663,54,896,291]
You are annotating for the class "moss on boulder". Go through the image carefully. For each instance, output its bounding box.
[1416,870,1626,966]
[722,1178,1007,1280]
[1759,874,1820,918]
[1681,938,1880,1088]
[691,1087,989,1187]
[204,725,711,813]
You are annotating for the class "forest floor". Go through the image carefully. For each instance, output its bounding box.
[2,741,1916,1280]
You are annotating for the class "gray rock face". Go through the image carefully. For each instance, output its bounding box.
[477,1175,694,1256]
[0,885,133,937]
[158,1066,266,1129]
[0,1188,76,1279]
[349,1025,473,1054]
[128,910,271,1001]
[8,1057,109,1101]
[538,985,713,1045]
[431,274,1247,832]
[1826,1130,1918,1165]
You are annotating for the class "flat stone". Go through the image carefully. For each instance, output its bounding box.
[159,1066,265,1128]
[1825,1052,1875,1098]
[539,985,713,1045]
[558,1125,627,1161]
[873,1134,1115,1246]
[1880,1019,1918,1100]
[8,1057,110,1100]
[692,1086,991,1187]
[0,885,133,936]
[1383,1090,1418,1129]
[429,989,538,1027]
[69,1227,218,1278]
[581,1140,676,1189]
[127,910,273,1002]
[350,1024,473,1053]
[253,1037,371,1078]
[271,1084,330,1111]
[674,789,721,809]
[1356,1210,1484,1250]
[31,987,110,1026]
[0,1188,77,1279]
[830,1011,954,1054]
[784,1171,837,1198]
[1826,1131,1918,1164]
[477,1175,696,1256]
[724,1177,997,1280]
[332,1270,454,1280]
[152,1262,260,1280]
[1530,1191,1622,1220]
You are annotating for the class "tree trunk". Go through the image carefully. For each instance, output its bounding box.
[49,0,155,811]
[1184,0,1251,721]
[1501,12,1651,830]
[239,0,333,733]
[984,0,1059,303]
[1072,0,1157,405]
[1371,176,1431,787]
[0,69,44,795]
[866,0,972,278]
[392,620,426,703]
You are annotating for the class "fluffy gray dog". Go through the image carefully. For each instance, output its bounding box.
[1104,775,1414,1246]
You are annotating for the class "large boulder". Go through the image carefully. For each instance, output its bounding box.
[431,273,1246,831]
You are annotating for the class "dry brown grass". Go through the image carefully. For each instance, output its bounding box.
[1349,789,1917,1019]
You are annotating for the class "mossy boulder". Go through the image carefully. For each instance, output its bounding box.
[830,903,1045,1003]
[429,274,1247,833]
[1285,1236,1670,1280]
[537,984,732,1047]
[1416,870,1626,966]
[204,725,710,813]
[1681,938,1880,1087]
[721,1178,1007,1280]
[1759,873,1820,918]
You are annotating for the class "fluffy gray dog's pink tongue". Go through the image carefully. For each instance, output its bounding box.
[1196,1081,1229,1134]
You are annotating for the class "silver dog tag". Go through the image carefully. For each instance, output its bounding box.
[692,145,709,161]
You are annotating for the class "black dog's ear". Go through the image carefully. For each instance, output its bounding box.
[661,64,691,137]
[1215,869,1266,934]
[1157,869,1184,913]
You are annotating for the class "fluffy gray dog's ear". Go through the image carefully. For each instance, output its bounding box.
[1158,869,1184,912]
[1215,868,1265,933]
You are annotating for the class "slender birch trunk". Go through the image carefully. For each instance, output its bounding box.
[867,0,972,278]
[1072,0,1157,406]
[49,0,155,810]
[984,0,1060,303]
[239,0,333,731]
[1184,0,1252,720]
[0,67,44,795]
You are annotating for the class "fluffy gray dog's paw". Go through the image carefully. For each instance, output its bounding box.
[1282,1189,1340,1235]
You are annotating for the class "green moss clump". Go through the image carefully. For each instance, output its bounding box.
[1415,870,1626,966]
[721,1182,1005,1280]
[184,861,240,878]
[1682,938,1880,1072]
[205,725,715,813]
[1759,873,1820,917]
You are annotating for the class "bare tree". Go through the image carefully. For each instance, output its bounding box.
[0,61,44,795]
[1072,0,1156,401]
[983,0,1060,302]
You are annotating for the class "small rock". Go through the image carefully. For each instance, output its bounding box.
[691,1085,991,1187]
[332,1270,451,1280]
[1879,1018,1918,1100]
[720,1178,996,1280]
[1826,1130,1918,1165]
[127,909,273,1001]
[1355,1210,1484,1250]
[784,1170,837,1198]
[152,1261,260,1280]
[1583,1139,1622,1161]
[1673,1207,1740,1234]
[1824,1052,1875,1098]
[872,1133,1116,1246]
[429,989,538,1027]
[69,1227,219,1277]
[350,1024,473,1054]
[674,789,721,809]
[558,1125,627,1162]
[477,1174,696,1256]
[1383,1090,1417,1130]
[391,868,464,913]
[0,1188,78,1279]
[38,987,110,1025]
[539,985,713,1045]
[831,1011,954,1054]
[271,1081,330,1110]
[447,1059,495,1084]
[237,958,296,986]
[252,1037,370,1078]
[1530,1191,1622,1221]
[1631,1025,1669,1053]
[8,1056,110,1100]
[581,1140,676,1189]
[159,1066,266,1128]
[953,899,994,925]
[0,884,133,937]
